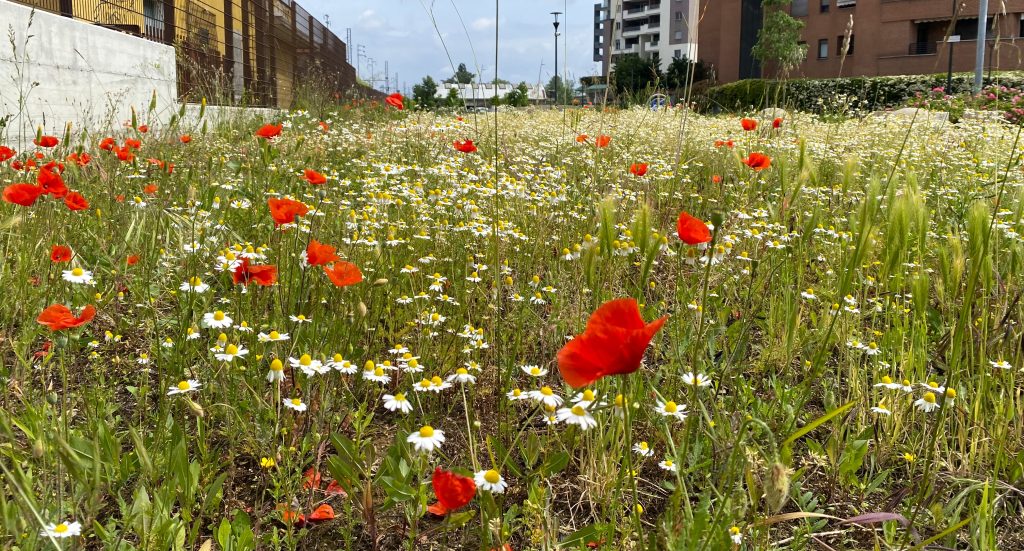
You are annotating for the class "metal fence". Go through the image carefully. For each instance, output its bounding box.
[10,0,362,107]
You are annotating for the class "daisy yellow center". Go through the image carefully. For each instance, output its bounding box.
[431,376,443,385]
[511,389,521,397]
[571,405,586,416]
[881,376,893,384]
[291,398,301,406]
[213,311,225,321]
[394,393,406,401]
[582,390,595,401]
[269,331,280,339]
[225,252,236,260]
[903,379,912,386]
[664,401,678,413]
[540,386,553,396]
[402,353,413,360]
[408,359,419,368]
[923,392,936,404]
[333,353,343,362]
[457,368,468,375]
[364,361,375,371]
[530,367,541,375]
[299,354,311,366]
[296,315,306,321]
[615,394,624,407]
[54,523,68,533]
[420,379,432,388]
[664,460,674,467]
[946,388,956,398]
[270,360,283,371]
[190,276,202,286]
[431,313,440,321]
[639,442,649,450]
[927,381,939,389]
[223,345,236,355]
[177,381,190,391]
[72,268,84,276]
[419,425,434,438]
[484,470,501,484]
[374,367,384,376]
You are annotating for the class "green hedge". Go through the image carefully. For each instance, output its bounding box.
[701,72,1024,113]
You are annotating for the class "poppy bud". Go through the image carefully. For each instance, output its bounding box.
[358,302,368,318]
[765,462,790,513]
[373,278,388,286]
[186,398,205,417]
[710,211,724,229]
[33,439,45,458]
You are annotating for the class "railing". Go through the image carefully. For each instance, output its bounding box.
[9,0,364,108]
[908,41,938,55]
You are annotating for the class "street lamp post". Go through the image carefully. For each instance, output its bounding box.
[946,0,957,92]
[552,11,562,107]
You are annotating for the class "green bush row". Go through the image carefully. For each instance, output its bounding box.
[701,72,1024,112]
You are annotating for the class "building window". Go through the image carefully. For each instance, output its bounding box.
[674,49,681,58]
[675,11,682,21]
[674,31,683,40]
[818,38,829,59]
[820,0,829,13]
[837,34,854,55]
[836,0,855,7]
[792,0,808,17]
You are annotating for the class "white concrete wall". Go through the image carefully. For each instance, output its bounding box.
[0,0,177,147]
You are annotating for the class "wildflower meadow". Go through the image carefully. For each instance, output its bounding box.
[2,98,1024,550]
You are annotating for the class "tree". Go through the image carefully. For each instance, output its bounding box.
[546,75,574,104]
[665,56,712,91]
[445,87,461,108]
[412,76,439,109]
[504,82,531,107]
[444,63,476,84]
[611,54,662,96]
[752,0,808,78]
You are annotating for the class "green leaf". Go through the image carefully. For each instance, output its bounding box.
[781,400,855,459]
[540,451,570,476]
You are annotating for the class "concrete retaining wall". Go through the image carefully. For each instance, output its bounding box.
[0,0,177,147]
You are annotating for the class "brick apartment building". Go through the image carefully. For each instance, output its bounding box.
[703,0,1024,82]
[596,0,1024,84]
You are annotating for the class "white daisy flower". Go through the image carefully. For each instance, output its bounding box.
[681,372,712,387]
[658,459,678,472]
[202,311,233,329]
[383,392,413,413]
[474,469,508,493]
[447,368,477,384]
[289,314,312,323]
[529,386,563,408]
[167,379,201,395]
[283,397,307,412]
[40,520,81,538]
[179,277,209,293]
[520,364,548,377]
[257,330,290,342]
[406,425,445,453]
[633,441,654,457]
[990,359,1013,370]
[62,268,95,285]
[870,403,891,415]
[556,404,597,430]
[654,400,688,421]
[214,344,248,362]
[915,392,939,413]
[267,359,286,382]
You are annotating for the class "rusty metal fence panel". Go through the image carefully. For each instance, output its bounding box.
[9,0,363,107]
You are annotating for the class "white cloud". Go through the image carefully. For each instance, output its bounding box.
[471,17,495,31]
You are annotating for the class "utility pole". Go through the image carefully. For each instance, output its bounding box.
[385,61,390,92]
[975,0,988,92]
[551,11,562,107]
[356,44,366,80]
[346,28,353,64]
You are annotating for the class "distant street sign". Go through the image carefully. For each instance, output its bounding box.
[948,35,961,43]
[649,94,669,111]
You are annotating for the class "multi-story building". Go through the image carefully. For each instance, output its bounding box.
[697,0,1024,83]
[593,0,700,73]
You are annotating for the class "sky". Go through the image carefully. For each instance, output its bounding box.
[301,0,600,94]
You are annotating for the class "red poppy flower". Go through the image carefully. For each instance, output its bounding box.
[143,184,158,195]
[743,152,772,171]
[303,169,327,185]
[180,134,192,144]
[676,211,712,245]
[385,93,404,110]
[714,139,735,149]
[2,183,44,206]
[0,146,15,162]
[318,121,330,132]
[324,261,363,287]
[740,118,757,131]
[50,245,72,262]
[34,135,59,148]
[256,123,282,139]
[427,467,476,516]
[556,298,667,388]
[63,191,89,211]
[126,255,140,266]
[114,146,135,162]
[37,167,67,198]
[268,197,308,226]
[453,140,477,153]
[303,467,322,489]
[629,163,648,177]
[125,138,142,150]
[712,174,722,184]
[233,258,278,287]
[138,125,149,133]
[37,304,95,331]
[306,504,335,523]
[99,137,116,151]
[576,134,589,143]
[772,117,783,129]
[67,152,91,166]
[595,135,611,148]
[306,239,340,266]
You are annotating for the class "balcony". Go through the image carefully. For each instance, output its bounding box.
[908,41,937,55]
[622,3,659,19]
